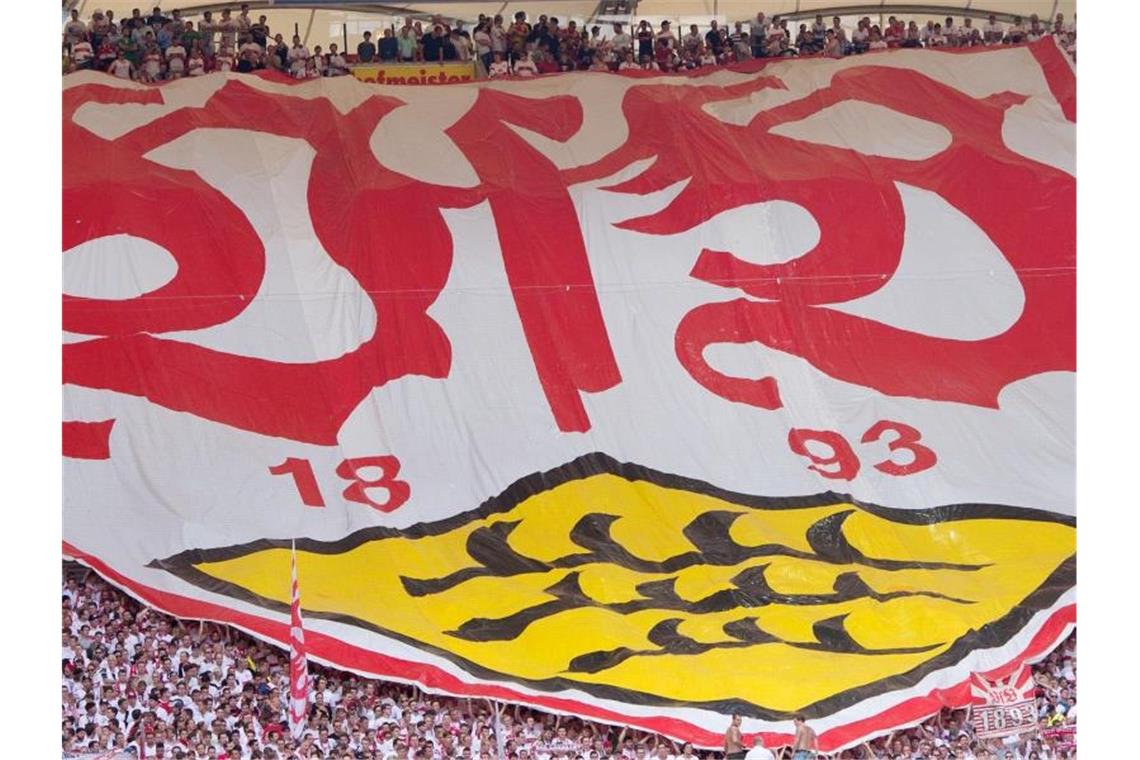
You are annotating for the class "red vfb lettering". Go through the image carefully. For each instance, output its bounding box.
[63,80,622,444]
[566,64,1074,411]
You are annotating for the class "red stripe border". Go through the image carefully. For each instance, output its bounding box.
[63,541,1074,751]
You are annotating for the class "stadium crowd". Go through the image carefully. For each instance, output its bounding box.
[61,6,1076,81]
[61,566,1077,759]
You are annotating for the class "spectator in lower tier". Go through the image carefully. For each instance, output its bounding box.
[356,30,376,63]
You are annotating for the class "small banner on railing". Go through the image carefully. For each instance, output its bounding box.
[350,61,476,85]
[969,666,1039,740]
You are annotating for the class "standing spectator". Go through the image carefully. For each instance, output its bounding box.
[682,24,702,59]
[237,4,254,35]
[610,22,632,63]
[473,23,493,72]
[327,43,348,76]
[268,33,288,71]
[180,20,201,52]
[636,20,654,61]
[851,18,871,53]
[63,10,87,52]
[146,6,167,28]
[71,34,95,70]
[656,20,676,50]
[379,29,398,62]
[356,31,376,63]
[421,25,445,62]
[750,13,769,57]
[811,14,827,50]
[397,24,417,62]
[490,15,508,61]
[731,22,751,61]
[705,20,724,59]
[218,8,239,52]
[831,17,848,52]
[199,10,216,56]
[983,14,1004,45]
[288,34,309,77]
[250,15,270,50]
[508,12,531,65]
[451,29,473,62]
[88,10,111,48]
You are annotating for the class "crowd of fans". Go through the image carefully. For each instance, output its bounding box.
[61,6,1076,81]
[61,565,1077,759]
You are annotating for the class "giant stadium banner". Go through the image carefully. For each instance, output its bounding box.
[62,40,1076,752]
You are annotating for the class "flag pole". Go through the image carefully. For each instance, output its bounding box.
[288,539,310,742]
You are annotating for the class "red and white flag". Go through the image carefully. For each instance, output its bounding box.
[288,541,309,740]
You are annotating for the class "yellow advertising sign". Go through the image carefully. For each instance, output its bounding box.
[350,62,477,85]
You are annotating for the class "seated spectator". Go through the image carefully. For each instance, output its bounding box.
[238,34,263,72]
[901,21,922,48]
[588,53,610,72]
[885,15,904,47]
[851,19,871,54]
[215,44,235,73]
[654,37,678,71]
[140,41,164,81]
[513,50,538,77]
[823,29,844,58]
[794,24,812,54]
[960,17,981,47]
[618,50,638,70]
[929,24,948,48]
[1007,15,1027,43]
[868,28,888,51]
[109,50,135,80]
[488,51,510,77]
[71,35,95,70]
[356,30,376,63]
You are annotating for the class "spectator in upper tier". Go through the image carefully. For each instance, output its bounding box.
[327,43,348,76]
[379,29,398,62]
[356,30,376,63]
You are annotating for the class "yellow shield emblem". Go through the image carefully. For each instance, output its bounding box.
[152,454,1075,718]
